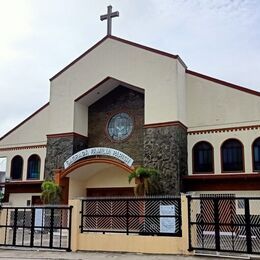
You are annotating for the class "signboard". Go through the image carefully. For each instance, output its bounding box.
[64,147,134,169]
[34,208,44,231]
[160,205,176,233]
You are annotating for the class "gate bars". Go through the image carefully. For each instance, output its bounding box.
[188,196,260,254]
[0,206,73,251]
[80,196,182,236]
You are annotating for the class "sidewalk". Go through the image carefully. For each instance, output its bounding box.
[0,249,237,260]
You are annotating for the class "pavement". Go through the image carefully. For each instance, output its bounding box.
[0,249,242,260]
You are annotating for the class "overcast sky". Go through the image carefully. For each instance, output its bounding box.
[0,0,260,141]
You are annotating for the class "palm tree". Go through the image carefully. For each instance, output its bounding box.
[128,166,161,196]
[41,180,61,205]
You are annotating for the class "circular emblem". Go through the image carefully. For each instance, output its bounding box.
[107,113,133,141]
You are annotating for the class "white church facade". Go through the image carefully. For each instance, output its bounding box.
[0,35,260,206]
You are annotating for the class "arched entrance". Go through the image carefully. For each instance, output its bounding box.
[57,158,135,201]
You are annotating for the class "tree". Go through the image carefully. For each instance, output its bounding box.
[41,180,61,205]
[128,166,161,196]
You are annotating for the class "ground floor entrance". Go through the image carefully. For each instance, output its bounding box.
[57,158,135,201]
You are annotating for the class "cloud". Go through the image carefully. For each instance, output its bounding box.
[0,0,259,137]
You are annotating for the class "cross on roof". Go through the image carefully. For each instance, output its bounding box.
[100,5,119,36]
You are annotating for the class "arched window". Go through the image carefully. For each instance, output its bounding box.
[253,137,260,171]
[193,141,214,173]
[27,155,40,180]
[221,139,244,172]
[10,155,23,180]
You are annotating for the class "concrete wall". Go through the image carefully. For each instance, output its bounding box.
[188,128,260,175]
[1,147,46,181]
[186,74,260,128]
[0,105,49,147]
[69,195,191,255]
[49,38,186,135]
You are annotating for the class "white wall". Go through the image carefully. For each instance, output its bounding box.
[186,74,260,128]
[0,104,49,147]
[188,128,260,175]
[1,147,46,181]
[49,38,186,135]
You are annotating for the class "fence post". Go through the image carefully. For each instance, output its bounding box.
[0,208,7,244]
[186,195,192,251]
[213,198,220,251]
[12,208,18,246]
[244,198,252,254]
[180,194,192,254]
[30,208,35,247]
[69,199,81,252]
[49,208,54,248]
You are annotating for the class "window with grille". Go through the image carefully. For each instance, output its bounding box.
[193,141,214,173]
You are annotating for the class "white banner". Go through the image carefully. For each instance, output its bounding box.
[160,205,176,233]
[64,147,134,169]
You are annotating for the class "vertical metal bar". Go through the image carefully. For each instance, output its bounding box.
[126,200,129,235]
[49,208,54,248]
[214,198,220,251]
[59,209,63,248]
[67,206,73,252]
[30,208,35,247]
[21,209,26,246]
[40,208,44,247]
[245,198,252,254]
[4,208,8,245]
[187,195,193,251]
[12,208,18,246]
[80,201,84,233]
[179,198,182,237]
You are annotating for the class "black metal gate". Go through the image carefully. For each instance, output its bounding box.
[0,206,72,251]
[188,196,260,254]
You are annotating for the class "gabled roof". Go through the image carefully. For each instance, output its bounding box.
[0,103,49,141]
[187,70,260,97]
[49,35,187,81]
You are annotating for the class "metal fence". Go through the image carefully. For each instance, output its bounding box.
[0,206,72,251]
[81,196,182,236]
[188,196,260,254]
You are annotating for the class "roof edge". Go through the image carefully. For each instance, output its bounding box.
[0,102,50,142]
[49,35,186,81]
[187,69,260,97]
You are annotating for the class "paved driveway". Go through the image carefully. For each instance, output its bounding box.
[0,249,238,260]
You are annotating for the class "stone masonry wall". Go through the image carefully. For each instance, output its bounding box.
[88,86,144,166]
[44,134,88,178]
[144,125,187,195]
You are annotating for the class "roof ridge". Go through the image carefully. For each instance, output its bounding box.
[49,35,186,81]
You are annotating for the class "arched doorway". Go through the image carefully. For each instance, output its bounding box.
[58,158,135,201]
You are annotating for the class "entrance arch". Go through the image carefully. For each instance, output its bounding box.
[58,158,135,200]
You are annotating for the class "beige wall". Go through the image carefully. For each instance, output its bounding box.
[0,105,49,147]
[186,74,260,128]
[1,147,46,181]
[49,38,186,135]
[188,128,260,175]
[69,165,134,199]
[69,195,191,255]
[9,193,41,207]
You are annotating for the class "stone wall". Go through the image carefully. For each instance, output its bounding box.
[88,86,144,166]
[44,134,88,178]
[143,125,187,195]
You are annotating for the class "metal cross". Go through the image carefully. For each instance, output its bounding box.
[100,5,119,36]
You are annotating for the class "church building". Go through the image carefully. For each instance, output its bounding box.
[0,11,260,206]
